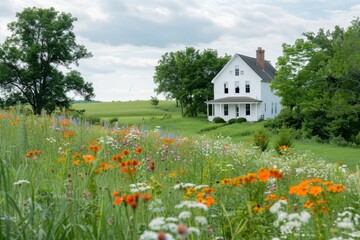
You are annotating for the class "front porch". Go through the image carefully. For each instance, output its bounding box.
[206,97,262,122]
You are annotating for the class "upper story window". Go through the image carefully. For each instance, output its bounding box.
[235,81,240,93]
[224,82,228,94]
[245,81,250,93]
[275,103,278,114]
[235,65,239,76]
[224,104,228,116]
[240,70,244,75]
[264,103,266,112]
[271,103,274,114]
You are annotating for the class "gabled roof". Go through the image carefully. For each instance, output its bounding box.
[207,96,262,103]
[211,53,277,83]
[237,54,276,82]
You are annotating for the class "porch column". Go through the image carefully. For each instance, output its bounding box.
[255,103,258,121]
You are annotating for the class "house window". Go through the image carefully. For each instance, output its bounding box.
[271,103,274,114]
[246,104,250,116]
[275,103,278,114]
[235,81,240,93]
[264,103,266,112]
[224,82,228,94]
[235,65,239,76]
[236,105,239,117]
[224,104,228,116]
[245,81,250,93]
[208,104,213,116]
[241,70,244,75]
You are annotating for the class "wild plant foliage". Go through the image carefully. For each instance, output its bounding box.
[0,110,359,239]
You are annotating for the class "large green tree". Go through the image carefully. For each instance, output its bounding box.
[271,19,360,141]
[153,47,229,117]
[0,7,94,114]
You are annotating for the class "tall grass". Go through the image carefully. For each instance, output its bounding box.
[1,110,360,239]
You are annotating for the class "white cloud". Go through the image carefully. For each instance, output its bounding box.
[0,0,359,101]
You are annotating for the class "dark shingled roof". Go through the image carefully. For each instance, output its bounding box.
[207,97,262,103]
[237,54,276,82]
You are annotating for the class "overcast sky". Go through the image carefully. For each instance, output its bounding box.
[0,0,359,102]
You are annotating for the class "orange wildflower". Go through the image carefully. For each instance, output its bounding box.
[304,200,314,209]
[327,184,346,193]
[61,118,70,126]
[64,131,75,138]
[134,147,142,154]
[253,203,263,213]
[131,159,140,167]
[126,195,136,205]
[258,168,271,182]
[88,145,101,153]
[111,154,122,162]
[140,193,151,201]
[265,194,278,201]
[83,154,95,163]
[308,186,323,197]
[112,191,120,197]
[72,159,80,165]
[113,196,123,205]
[289,185,308,197]
[164,138,175,144]
[25,150,41,159]
[122,149,130,156]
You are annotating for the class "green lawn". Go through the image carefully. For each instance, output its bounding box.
[73,100,360,170]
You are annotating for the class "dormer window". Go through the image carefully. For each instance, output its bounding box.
[245,81,250,93]
[235,81,240,93]
[224,82,228,94]
[235,65,239,76]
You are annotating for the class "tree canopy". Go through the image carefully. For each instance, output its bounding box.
[271,19,360,142]
[0,7,94,114]
[153,47,230,117]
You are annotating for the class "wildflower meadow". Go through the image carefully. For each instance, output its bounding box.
[1,110,360,240]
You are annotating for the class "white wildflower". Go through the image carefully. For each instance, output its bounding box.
[337,217,354,230]
[149,217,165,231]
[148,199,164,213]
[299,211,311,223]
[188,227,201,236]
[165,217,178,222]
[178,211,192,220]
[175,201,209,211]
[195,216,208,226]
[163,223,178,233]
[13,180,30,185]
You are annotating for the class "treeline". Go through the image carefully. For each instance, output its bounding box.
[153,47,230,117]
[270,19,360,144]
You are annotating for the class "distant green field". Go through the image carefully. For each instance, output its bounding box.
[73,100,182,121]
[73,101,360,169]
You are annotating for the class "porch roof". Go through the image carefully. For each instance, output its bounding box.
[207,96,262,104]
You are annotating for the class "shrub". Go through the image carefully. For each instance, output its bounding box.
[329,135,348,147]
[213,117,226,123]
[228,118,236,124]
[355,132,360,145]
[274,126,294,154]
[235,117,247,123]
[109,117,118,124]
[87,116,101,125]
[253,128,270,152]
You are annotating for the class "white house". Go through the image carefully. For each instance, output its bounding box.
[206,47,282,122]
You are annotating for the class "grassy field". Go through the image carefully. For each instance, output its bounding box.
[73,101,360,170]
[2,103,360,239]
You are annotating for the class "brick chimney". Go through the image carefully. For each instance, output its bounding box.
[256,47,265,70]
